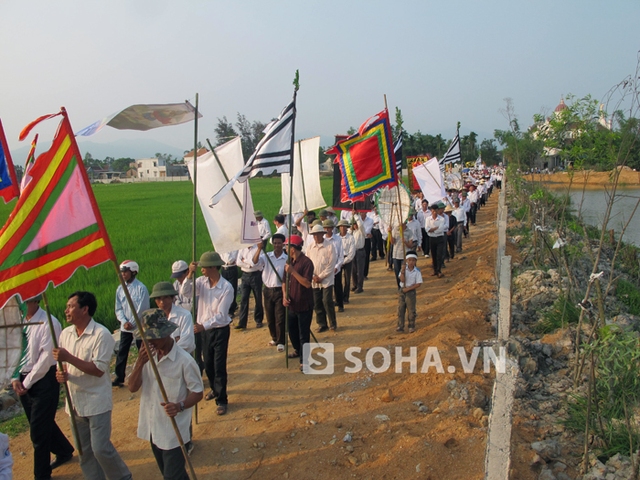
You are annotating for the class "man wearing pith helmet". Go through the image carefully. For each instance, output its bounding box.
[188,252,233,415]
[128,309,203,480]
[113,260,150,387]
[171,260,193,313]
[150,282,195,354]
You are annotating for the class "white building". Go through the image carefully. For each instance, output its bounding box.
[137,158,167,178]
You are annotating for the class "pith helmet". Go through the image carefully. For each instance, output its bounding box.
[198,251,224,267]
[150,282,179,299]
[322,219,335,228]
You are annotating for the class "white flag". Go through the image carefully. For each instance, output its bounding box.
[185,138,260,253]
[412,157,447,204]
[281,136,326,214]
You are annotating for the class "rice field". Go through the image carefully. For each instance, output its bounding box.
[0,176,333,330]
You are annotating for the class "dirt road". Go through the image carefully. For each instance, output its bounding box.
[11,197,499,480]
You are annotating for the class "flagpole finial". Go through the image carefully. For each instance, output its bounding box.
[293,70,300,92]
[457,121,461,131]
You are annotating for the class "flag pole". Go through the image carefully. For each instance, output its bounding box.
[41,291,83,456]
[385,95,407,260]
[285,70,300,369]
[297,140,309,211]
[113,262,198,479]
[190,95,200,427]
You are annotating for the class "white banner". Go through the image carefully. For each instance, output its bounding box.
[185,137,260,253]
[281,136,326,214]
[412,157,447,205]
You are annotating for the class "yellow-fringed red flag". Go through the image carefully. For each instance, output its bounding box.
[0,108,116,307]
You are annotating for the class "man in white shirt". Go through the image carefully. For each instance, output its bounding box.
[150,282,195,354]
[255,211,272,247]
[306,224,337,332]
[452,199,467,253]
[425,203,448,278]
[235,244,265,329]
[54,291,131,480]
[253,234,287,351]
[273,214,288,237]
[416,198,430,258]
[323,220,344,312]
[171,260,193,313]
[128,309,203,480]
[113,260,150,387]
[337,220,356,306]
[397,252,423,333]
[350,213,366,294]
[188,252,233,415]
[368,211,385,261]
[12,295,74,479]
[389,221,416,287]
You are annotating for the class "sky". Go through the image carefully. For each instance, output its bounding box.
[1,0,639,163]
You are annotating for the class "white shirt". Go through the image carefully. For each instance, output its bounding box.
[392,226,416,260]
[340,231,356,264]
[275,224,288,237]
[260,251,287,288]
[306,240,337,288]
[257,218,272,241]
[219,250,238,267]
[399,265,423,288]
[324,234,343,272]
[137,343,203,450]
[13,308,61,389]
[425,214,447,237]
[406,218,422,247]
[362,215,374,236]
[352,214,365,249]
[168,305,195,354]
[416,209,429,229]
[173,278,193,312]
[194,276,234,330]
[452,206,467,226]
[115,278,150,332]
[59,320,115,417]
[237,245,264,273]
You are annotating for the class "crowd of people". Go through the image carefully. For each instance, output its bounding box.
[11,167,503,479]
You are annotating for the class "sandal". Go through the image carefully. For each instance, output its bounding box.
[288,351,300,359]
[268,341,277,346]
[277,344,285,352]
[205,390,216,401]
[216,405,227,415]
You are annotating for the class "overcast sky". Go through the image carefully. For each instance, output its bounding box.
[1,0,639,160]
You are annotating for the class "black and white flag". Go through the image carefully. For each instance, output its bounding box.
[210,98,295,206]
[394,131,403,179]
[440,132,461,166]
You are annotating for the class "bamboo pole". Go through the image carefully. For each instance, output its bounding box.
[190,94,200,427]
[385,95,407,261]
[114,263,197,479]
[41,292,82,456]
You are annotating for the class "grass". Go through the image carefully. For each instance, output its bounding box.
[617,279,640,315]
[0,413,29,438]
[0,176,334,331]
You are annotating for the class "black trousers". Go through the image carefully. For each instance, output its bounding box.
[420,228,430,255]
[470,203,477,225]
[446,233,456,259]
[371,228,385,259]
[150,437,189,480]
[364,238,372,278]
[263,286,285,345]
[429,235,446,274]
[20,367,74,480]
[341,262,352,302]
[288,309,313,363]
[203,326,230,405]
[114,330,141,383]
[238,271,263,327]
[334,268,344,309]
[352,248,366,291]
[220,266,238,316]
[193,332,205,372]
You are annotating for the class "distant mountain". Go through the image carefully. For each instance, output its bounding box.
[9,138,186,166]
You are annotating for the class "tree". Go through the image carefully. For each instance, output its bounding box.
[393,107,404,140]
[461,131,478,164]
[479,139,501,165]
[112,157,135,173]
[494,98,543,169]
[214,116,237,146]
[236,114,267,160]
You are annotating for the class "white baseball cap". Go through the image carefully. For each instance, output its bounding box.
[119,260,139,274]
[171,260,189,278]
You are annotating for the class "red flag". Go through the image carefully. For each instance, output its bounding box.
[0,120,20,204]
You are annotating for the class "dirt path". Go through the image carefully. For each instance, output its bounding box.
[11,197,500,480]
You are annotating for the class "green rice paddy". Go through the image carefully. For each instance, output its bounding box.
[0,177,333,330]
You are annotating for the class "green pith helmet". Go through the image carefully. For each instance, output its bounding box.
[198,251,224,267]
[136,308,178,340]
[322,219,335,228]
[150,281,179,299]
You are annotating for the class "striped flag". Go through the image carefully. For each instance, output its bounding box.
[20,134,38,192]
[441,131,461,166]
[0,120,20,204]
[394,132,403,179]
[0,109,117,308]
[210,97,295,206]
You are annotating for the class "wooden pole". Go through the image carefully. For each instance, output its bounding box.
[113,263,198,479]
[191,95,199,427]
[385,95,407,260]
[41,292,83,456]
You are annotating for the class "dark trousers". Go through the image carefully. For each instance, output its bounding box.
[387,244,394,269]
[371,229,385,259]
[364,238,372,278]
[397,289,417,330]
[313,287,336,329]
[341,262,352,302]
[194,332,205,372]
[393,258,403,288]
[114,330,141,383]
[221,266,238,316]
[470,203,477,225]
[288,309,313,363]
[203,326,230,405]
[150,438,189,480]
[446,233,456,259]
[334,268,344,309]
[264,286,285,345]
[429,235,446,275]
[352,248,366,291]
[455,223,465,252]
[20,367,74,480]
[238,271,263,327]
[420,228,430,255]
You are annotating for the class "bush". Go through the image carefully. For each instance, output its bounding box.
[533,294,580,333]
[617,279,640,315]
